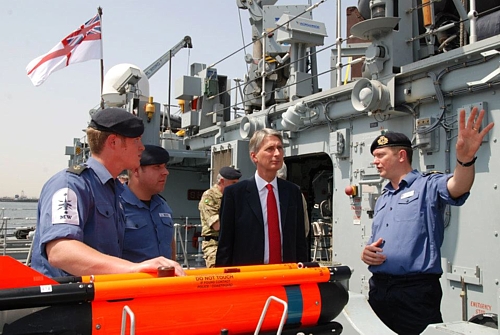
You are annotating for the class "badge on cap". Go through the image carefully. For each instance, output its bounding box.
[377,136,389,146]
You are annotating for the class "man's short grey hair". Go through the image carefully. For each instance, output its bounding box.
[216,173,223,184]
[249,128,283,155]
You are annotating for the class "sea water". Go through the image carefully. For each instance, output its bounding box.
[0,201,37,236]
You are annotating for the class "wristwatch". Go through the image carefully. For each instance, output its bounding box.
[457,156,477,167]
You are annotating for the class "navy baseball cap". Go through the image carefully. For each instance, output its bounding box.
[370,132,412,154]
[89,107,144,138]
[140,145,170,166]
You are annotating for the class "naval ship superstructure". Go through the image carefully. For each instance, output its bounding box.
[59,0,500,334]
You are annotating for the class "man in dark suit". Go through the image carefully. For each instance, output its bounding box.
[215,128,308,266]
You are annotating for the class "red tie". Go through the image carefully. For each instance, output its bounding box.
[266,184,281,264]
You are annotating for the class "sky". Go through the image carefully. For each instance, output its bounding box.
[0,0,357,198]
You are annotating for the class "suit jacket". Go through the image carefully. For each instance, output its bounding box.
[215,176,308,266]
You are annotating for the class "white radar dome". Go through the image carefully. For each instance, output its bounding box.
[102,63,150,107]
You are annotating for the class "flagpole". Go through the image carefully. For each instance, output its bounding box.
[98,6,104,109]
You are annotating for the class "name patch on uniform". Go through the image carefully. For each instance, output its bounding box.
[51,188,79,225]
[401,190,415,199]
[159,213,171,218]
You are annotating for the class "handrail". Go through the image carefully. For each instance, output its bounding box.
[120,305,136,335]
[254,296,288,335]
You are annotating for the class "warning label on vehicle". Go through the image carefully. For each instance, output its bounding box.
[195,274,235,289]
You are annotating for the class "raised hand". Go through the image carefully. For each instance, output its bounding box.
[456,107,494,163]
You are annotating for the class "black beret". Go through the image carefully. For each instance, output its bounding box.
[140,145,170,166]
[219,166,242,180]
[370,132,412,154]
[89,107,144,138]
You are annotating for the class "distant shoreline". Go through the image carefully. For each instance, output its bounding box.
[0,199,38,203]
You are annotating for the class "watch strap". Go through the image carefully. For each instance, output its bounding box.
[457,156,477,167]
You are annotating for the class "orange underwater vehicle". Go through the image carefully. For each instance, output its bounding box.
[0,256,350,335]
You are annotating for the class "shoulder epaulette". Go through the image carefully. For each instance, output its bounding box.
[157,193,167,202]
[66,164,88,175]
[423,170,444,176]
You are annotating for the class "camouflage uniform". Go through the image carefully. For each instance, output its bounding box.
[198,184,222,268]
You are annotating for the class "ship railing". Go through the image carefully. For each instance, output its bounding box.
[1,208,5,256]
[2,212,203,267]
[0,209,35,264]
[311,219,332,263]
[173,217,204,269]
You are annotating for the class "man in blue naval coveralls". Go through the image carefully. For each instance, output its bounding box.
[121,145,176,262]
[31,108,184,277]
[361,107,494,334]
